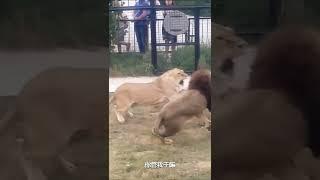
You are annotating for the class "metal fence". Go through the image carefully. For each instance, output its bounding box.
[113,15,211,53]
[109,1,211,73]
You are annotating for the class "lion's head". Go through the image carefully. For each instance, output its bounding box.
[188,69,212,111]
[160,68,188,85]
[213,48,256,102]
[212,24,253,101]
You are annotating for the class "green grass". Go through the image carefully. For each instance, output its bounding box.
[109,53,154,77]
[109,46,211,77]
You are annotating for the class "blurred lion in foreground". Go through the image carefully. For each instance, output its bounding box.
[215,26,320,180]
[152,69,211,144]
[109,68,188,123]
[0,67,107,179]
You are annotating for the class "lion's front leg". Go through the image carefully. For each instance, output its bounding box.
[151,116,175,145]
[152,127,174,145]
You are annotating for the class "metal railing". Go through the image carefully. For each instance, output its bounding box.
[109,4,211,74]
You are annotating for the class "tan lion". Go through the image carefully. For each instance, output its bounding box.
[109,68,188,123]
[0,67,106,179]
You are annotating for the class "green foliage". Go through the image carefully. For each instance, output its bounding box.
[109,53,154,76]
[109,46,211,76]
[175,0,211,17]
[109,11,117,50]
[169,46,211,71]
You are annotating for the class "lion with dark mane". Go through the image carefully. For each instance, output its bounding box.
[152,69,211,143]
[215,26,320,180]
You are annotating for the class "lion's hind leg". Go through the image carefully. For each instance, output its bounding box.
[114,109,126,124]
[112,96,132,124]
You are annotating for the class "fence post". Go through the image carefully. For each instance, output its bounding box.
[150,0,158,74]
[194,8,200,71]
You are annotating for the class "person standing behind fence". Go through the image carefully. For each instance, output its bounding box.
[162,0,177,56]
[134,0,150,54]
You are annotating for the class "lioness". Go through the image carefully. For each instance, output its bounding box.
[109,68,188,123]
[0,67,106,179]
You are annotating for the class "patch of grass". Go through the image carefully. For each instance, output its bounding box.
[109,53,154,77]
[109,46,211,77]
[109,104,211,180]
[169,45,211,72]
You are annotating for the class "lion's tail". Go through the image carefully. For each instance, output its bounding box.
[0,102,16,135]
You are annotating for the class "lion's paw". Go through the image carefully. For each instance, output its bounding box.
[128,111,134,118]
[163,138,174,145]
[151,128,174,145]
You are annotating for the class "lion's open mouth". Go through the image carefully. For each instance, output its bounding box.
[179,80,184,85]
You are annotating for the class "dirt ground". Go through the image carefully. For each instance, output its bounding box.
[109,94,211,180]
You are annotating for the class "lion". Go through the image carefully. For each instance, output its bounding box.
[109,68,188,123]
[212,23,253,103]
[0,67,106,179]
[214,47,256,96]
[214,26,320,180]
[152,69,211,144]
